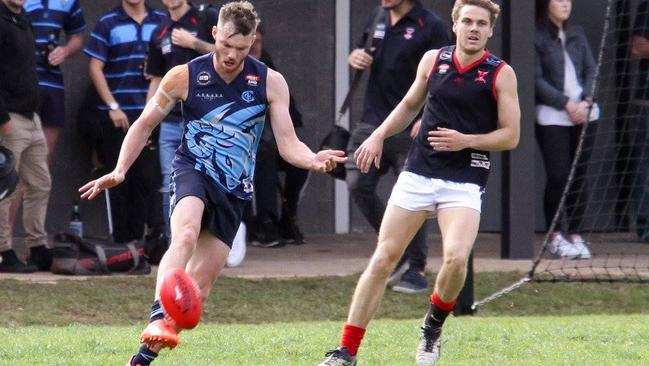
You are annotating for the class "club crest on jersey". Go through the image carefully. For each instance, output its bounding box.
[404,27,415,40]
[197,71,210,85]
[470,153,490,169]
[374,23,386,39]
[241,90,255,103]
[439,50,452,60]
[438,64,450,74]
[246,74,259,86]
[475,70,489,84]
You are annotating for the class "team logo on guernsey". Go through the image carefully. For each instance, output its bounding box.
[196,92,223,100]
[438,64,450,74]
[374,23,386,39]
[246,74,259,86]
[475,70,489,84]
[440,50,452,60]
[241,90,255,103]
[404,27,415,40]
[197,71,211,85]
[470,153,490,170]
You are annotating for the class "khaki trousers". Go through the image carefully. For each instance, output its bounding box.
[0,113,51,251]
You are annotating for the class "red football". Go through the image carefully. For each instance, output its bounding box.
[159,268,202,329]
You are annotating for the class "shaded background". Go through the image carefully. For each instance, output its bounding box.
[34,0,608,242]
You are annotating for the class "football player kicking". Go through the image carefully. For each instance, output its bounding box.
[318,0,520,365]
[79,2,346,365]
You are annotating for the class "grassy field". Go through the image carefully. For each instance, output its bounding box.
[1,272,648,364]
[1,316,648,365]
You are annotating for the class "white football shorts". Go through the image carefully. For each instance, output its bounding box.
[387,171,484,217]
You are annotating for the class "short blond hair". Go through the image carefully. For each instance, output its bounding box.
[452,0,501,27]
[218,1,260,36]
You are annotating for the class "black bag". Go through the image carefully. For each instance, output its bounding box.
[50,233,151,275]
[320,7,384,181]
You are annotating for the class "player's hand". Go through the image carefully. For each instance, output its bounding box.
[109,109,130,132]
[428,127,467,152]
[172,28,198,50]
[354,132,384,173]
[48,46,69,66]
[0,120,13,136]
[79,170,125,200]
[410,119,422,139]
[348,48,374,70]
[312,150,347,173]
[572,101,590,125]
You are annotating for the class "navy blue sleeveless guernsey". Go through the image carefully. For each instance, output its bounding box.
[405,46,506,188]
[174,54,268,200]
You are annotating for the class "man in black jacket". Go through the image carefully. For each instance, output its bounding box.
[0,0,52,273]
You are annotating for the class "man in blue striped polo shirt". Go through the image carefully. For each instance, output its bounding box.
[84,0,167,244]
[24,0,86,161]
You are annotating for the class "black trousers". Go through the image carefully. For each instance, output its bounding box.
[96,119,162,243]
[536,123,596,234]
[252,138,309,224]
[346,123,429,272]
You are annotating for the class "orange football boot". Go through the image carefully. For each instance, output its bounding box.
[139,319,181,349]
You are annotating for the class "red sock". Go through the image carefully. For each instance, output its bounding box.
[339,323,366,356]
[431,291,456,311]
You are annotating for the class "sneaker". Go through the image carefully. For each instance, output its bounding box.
[279,214,305,245]
[387,259,409,287]
[548,234,580,259]
[139,319,180,349]
[0,250,37,273]
[226,223,247,267]
[570,237,592,259]
[250,218,285,248]
[26,245,53,271]
[416,322,442,366]
[392,269,428,294]
[317,347,357,366]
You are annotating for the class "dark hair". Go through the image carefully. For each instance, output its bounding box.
[536,0,570,28]
[218,1,260,36]
[536,0,551,24]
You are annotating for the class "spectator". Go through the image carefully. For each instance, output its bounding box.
[247,26,310,247]
[345,0,449,293]
[0,0,52,273]
[535,0,597,259]
[24,0,86,162]
[84,0,167,244]
[629,1,649,242]
[146,0,217,241]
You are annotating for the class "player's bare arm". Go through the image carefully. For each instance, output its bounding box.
[355,49,438,173]
[266,68,346,173]
[427,64,520,152]
[79,65,189,200]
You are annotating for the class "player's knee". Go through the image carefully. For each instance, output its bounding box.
[443,250,470,269]
[171,226,199,252]
[369,250,400,276]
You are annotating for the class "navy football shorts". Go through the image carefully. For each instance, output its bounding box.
[169,169,246,248]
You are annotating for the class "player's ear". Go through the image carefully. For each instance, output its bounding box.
[212,25,218,42]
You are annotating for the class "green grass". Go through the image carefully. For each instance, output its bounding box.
[1,272,648,326]
[1,272,649,364]
[1,316,647,365]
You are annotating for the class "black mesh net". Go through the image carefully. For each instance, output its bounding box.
[533,0,649,283]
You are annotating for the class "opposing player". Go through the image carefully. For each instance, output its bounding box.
[78,2,346,365]
[318,1,520,365]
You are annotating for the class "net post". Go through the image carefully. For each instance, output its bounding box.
[454,253,475,316]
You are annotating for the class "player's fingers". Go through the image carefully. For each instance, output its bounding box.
[78,180,96,193]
